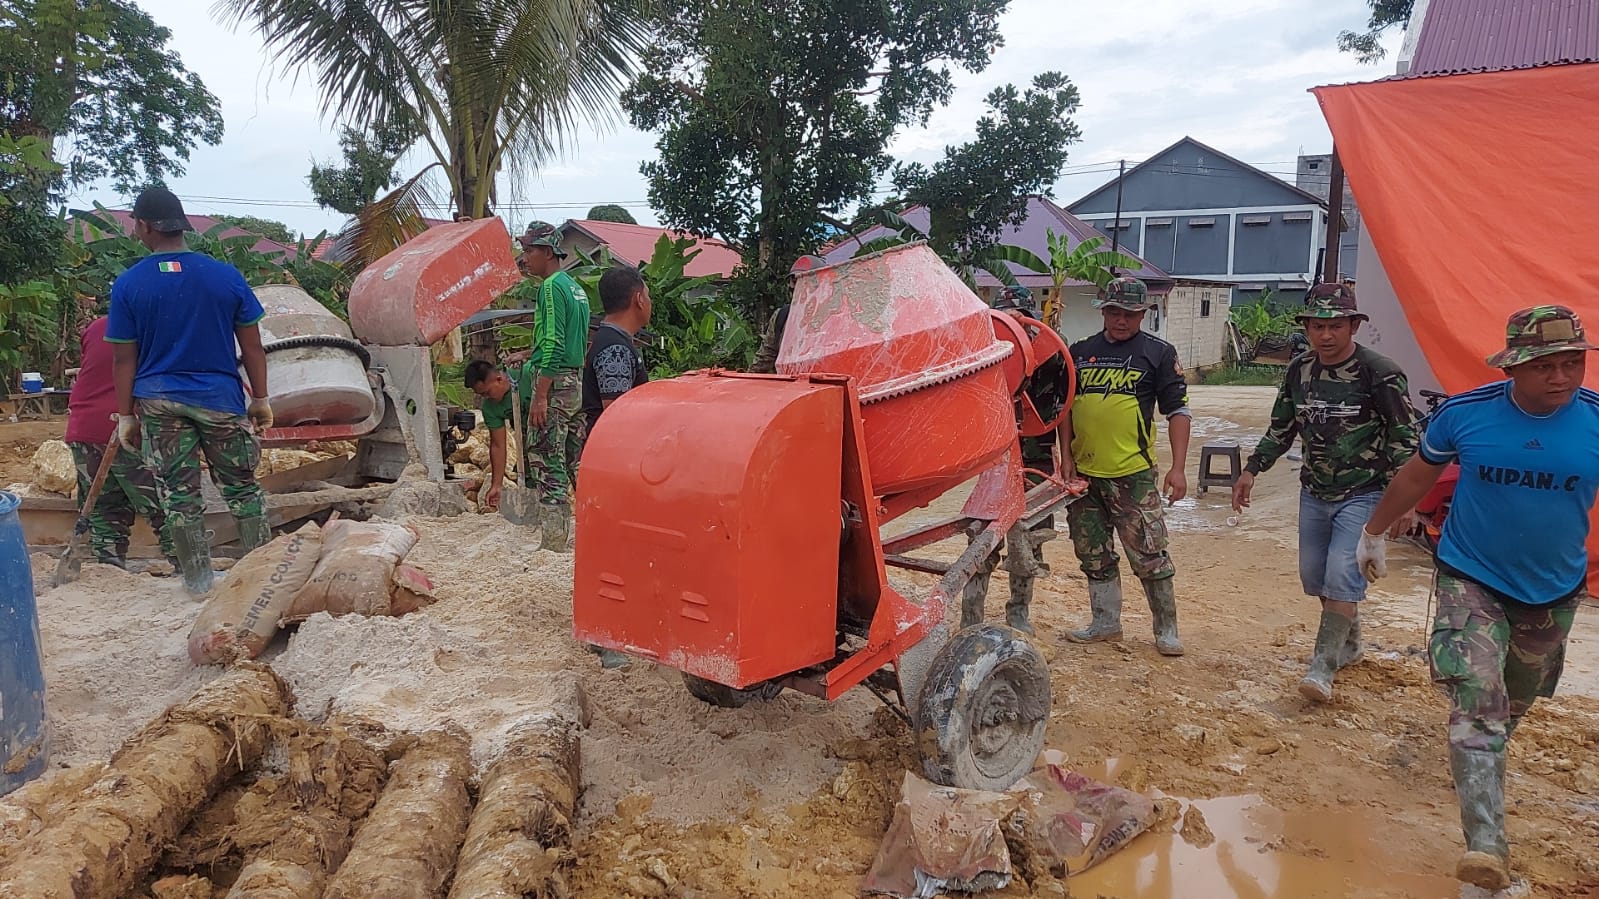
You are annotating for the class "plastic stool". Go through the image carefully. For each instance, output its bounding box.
[1197,441,1242,495]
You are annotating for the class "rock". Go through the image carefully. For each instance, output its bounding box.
[1180,804,1216,848]
[30,440,76,496]
[1032,876,1070,899]
[1174,723,1208,745]
[623,874,666,898]
[644,858,675,887]
[1255,738,1284,755]
[150,875,214,899]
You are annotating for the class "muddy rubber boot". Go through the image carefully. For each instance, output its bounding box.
[1066,577,1124,643]
[1005,575,1035,635]
[540,504,572,554]
[1337,612,1364,668]
[1450,746,1511,891]
[172,519,215,597]
[960,547,998,630]
[1143,577,1184,657]
[236,514,272,554]
[1298,610,1353,702]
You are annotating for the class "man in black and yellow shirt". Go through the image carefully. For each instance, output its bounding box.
[1060,276,1191,656]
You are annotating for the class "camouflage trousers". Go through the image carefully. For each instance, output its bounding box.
[965,443,1058,613]
[68,441,175,562]
[527,371,585,507]
[1430,571,1580,753]
[1066,468,1176,582]
[138,398,266,528]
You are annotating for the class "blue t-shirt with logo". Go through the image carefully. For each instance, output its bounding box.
[1419,380,1599,604]
[106,251,265,416]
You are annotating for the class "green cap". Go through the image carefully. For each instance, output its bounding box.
[1095,276,1150,311]
[1485,304,1598,369]
[1296,283,1367,321]
[517,221,567,258]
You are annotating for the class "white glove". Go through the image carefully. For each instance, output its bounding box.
[115,414,141,453]
[247,396,274,431]
[1356,527,1387,581]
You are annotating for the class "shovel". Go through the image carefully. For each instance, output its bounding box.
[499,382,540,525]
[52,434,121,587]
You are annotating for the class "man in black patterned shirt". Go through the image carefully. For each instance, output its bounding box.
[582,265,652,434]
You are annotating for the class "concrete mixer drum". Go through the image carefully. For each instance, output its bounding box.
[253,284,375,428]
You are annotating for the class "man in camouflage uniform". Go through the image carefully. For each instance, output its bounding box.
[751,255,825,374]
[518,221,589,550]
[960,286,1071,634]
[1232,283,1418,702]
[1359,305,1599,891]
[108,188,272,595]
[1060,277,1190,656]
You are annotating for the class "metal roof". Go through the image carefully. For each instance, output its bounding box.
[1403,0,1599,77]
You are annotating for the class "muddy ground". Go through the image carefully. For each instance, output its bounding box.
[0,418,64,487]
[7,387,1599,899]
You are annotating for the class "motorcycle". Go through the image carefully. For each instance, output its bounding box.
[1408,389,1460,552]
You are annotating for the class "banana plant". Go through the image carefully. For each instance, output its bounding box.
[987,231,1141,329]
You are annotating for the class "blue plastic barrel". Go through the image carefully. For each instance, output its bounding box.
[0,490,48,794]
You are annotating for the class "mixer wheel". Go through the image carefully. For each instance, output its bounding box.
[913,624,1050,792]
[681,673,782,708]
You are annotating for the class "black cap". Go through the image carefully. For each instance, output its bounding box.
[130,187,194,233]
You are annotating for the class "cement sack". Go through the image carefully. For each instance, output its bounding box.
[31,440,77,497]
[862,772,1022,897]
[283,519,420,622]
[389,563,438,616]
[1007,763,1158,877]
[188,522,323,665]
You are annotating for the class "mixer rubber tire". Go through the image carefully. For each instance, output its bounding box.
[913,624,1050,792]
[681,673,782,708]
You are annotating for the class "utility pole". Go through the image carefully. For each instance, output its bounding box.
[1322,148,1345,284]
[1109,159,1127,271]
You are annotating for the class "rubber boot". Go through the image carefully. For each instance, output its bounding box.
[236,514,272,554]
[1066,577,1124,643]
[172,519,216,596]
[1337,612,1364,669]
[1450,746,1512,891]
[960,545,998,630]
[1298,610,1353,702]
[1143,577,1185,657]
[540,504,572,554]
[1005,575,1035,635]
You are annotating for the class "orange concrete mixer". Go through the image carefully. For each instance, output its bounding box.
[573,243,1083,790]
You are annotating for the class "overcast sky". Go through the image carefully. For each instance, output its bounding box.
[68,0,1402,239]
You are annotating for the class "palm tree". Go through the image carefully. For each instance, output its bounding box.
[213,0,651,220]
[991,231,1141,330]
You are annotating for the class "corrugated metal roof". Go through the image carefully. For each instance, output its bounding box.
[1404,0,1599,77]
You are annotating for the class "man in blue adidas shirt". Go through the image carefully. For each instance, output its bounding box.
[107,188,274,595]
[1359,304,1599,892]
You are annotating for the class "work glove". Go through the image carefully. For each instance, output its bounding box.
[1356,527,1387,582]
[247,396,274,431]
[115,413,141,453]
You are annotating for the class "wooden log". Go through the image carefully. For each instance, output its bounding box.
[323,730,473,899]
[448,722,582,899]
[0,665,291,898]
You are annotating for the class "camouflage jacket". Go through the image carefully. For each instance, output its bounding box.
[1245,344,1419,501]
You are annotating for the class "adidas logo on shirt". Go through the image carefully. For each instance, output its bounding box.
[1525,438,1543,450]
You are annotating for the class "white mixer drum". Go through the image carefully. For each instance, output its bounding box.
[252,284,375,427]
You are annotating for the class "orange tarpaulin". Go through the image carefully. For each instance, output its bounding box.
[1314,64,1599,593]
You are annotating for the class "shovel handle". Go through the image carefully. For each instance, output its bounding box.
[72,435,123,533]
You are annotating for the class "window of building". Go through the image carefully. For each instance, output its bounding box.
[1187,217,1215,228]
[1201,298,1212,318]
[1241,214,1272,226]
[1307,161,1321,170]
[1147,218,1173,228]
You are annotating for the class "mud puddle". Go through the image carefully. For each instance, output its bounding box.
[1073,790,1468,899]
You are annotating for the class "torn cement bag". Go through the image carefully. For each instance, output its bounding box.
[283,519,420,622]
[389,563,437,616]
[1008,764,1158,877]
[188,523,323,665]
[862,772,1023,898]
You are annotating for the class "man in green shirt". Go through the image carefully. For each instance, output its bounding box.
[517,221,590,551]
[464,358,533,511]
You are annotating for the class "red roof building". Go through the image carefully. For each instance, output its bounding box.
[558,219,742,279]
[81,209,302,257]
[1397,0,1599,77]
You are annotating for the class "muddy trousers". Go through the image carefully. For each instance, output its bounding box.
[68,440,176,563]
[1066,469,1176,583]
[1430,571,1580,880]
[961,522,1053,632]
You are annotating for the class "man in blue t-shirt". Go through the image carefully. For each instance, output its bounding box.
[106,188,274,594]
[1359,305,1599,892]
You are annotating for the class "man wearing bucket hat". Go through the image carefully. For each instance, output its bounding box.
[1231,283,1418,702]
[751,255,825,374]
[960,285,1069,634]
[1059,276,1190,656]
[1358,305,1599,891]
[516,221,588,550]
[106,187,272,595]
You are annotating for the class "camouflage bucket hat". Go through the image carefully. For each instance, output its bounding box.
[993,285,1039,317]
[1095,276,1150,311]
[1485,304,1599,369]
[517,221,566,258]
[1296,283,1367,321]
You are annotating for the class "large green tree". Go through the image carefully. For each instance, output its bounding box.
[585,203,636,224]
[212,214,296,243]
[1339,0,1413,63]
[217,0,651,220]
[624,0,1010,319]
[307,119,419,215]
